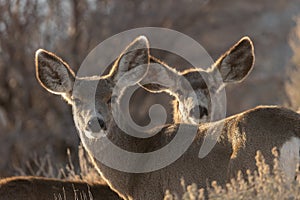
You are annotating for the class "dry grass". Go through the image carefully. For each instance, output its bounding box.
[12,144,300,199]
[164,148,300,200]
[14,144,102,183]
[14,144,300,199]
[12,144,103,200]
[53,188,94,200]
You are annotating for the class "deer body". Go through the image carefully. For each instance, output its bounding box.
[76,105,300,200]
[82,122,232,199]
[0,176,121,200]
[35,36,300,200]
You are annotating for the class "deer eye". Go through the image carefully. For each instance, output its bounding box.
[189,106,208,119]
[199,106,208,118]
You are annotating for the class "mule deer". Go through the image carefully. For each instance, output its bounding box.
[0,176,121,200]
[145,36,254,124]
[35,36,300,199]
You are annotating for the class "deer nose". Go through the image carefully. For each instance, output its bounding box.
[87,117,107,133]
[189,106,208,119]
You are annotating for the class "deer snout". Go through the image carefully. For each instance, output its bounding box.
[189,106,208,119]
[86,117,107,133]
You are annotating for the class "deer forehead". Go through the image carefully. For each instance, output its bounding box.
[181,68,209,89]
[72,78,112,100]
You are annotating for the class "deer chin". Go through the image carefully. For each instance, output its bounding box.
[84,129,107,139]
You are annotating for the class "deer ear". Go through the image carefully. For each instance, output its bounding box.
[140,56,182,93]
[110,36,150,84]
[35,49,75,95]
[181,69,208,90]
[214,36,254,83]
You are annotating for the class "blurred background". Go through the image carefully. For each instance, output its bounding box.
[0,0,300,178]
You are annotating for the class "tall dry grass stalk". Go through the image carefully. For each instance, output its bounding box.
[14,144,102,183]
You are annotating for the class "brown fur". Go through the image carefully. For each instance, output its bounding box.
[80,105,300,199]
[0,176,122,200]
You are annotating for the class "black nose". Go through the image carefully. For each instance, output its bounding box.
[189,106,208,119]
[199,106,208,118]
[87,117,107,133]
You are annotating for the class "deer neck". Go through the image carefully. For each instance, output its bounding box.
[81,120,177,200]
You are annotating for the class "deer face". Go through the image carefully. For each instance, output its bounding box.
[35,36,150,139]
[176,69,210,124]
[188,37,254,123]
[70,78,113,138]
